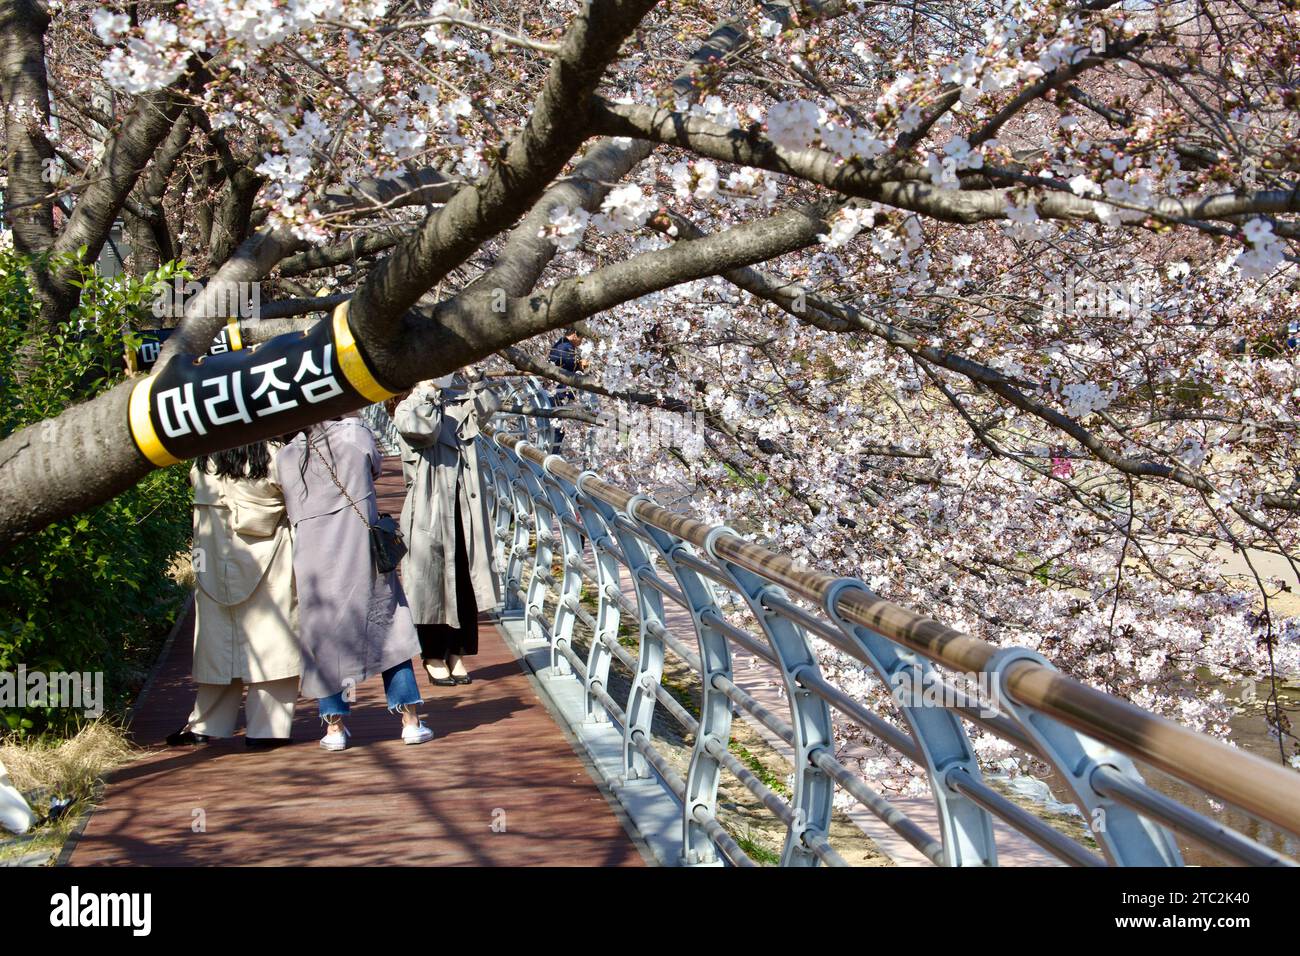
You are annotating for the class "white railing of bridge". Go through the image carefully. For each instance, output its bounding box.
[474,376,1300,868]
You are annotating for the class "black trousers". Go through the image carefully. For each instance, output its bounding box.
[416,479,479,660]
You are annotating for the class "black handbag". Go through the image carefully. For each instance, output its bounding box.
[309,436,407,575]
[368,512,407,574]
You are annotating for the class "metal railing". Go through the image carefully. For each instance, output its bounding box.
[359,401,403,456]
[476,380,1300,867]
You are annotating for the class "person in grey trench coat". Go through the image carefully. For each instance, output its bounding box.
[276,416,432,750]
[394,374,501,686]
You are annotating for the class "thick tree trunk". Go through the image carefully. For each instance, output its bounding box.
[0,0,63,323]
[46,86,191,294]
[0,0,54,256]
[123,109,193,274]
[190,162,219,255]
[1,12,196,324]
[0,199,827,548]
[0,380,154,542]
[208,167,263,268]
[125,210,162,275]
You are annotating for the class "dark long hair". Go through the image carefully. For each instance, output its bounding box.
[196,441,272,480]
[291,419,343,495]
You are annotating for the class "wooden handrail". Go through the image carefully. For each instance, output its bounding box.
[489,428,1300,841]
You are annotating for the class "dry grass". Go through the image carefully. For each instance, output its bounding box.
[0,721,136,865]
[0,720,134,796]
[166,549,196,589]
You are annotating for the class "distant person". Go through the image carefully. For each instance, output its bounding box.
[167,441,300,749]
[548,328,586,450]
[395,375,501,687]
[276,417,431,751]
[548,328,583,377]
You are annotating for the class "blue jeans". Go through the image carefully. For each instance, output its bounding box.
[318,660,422,717]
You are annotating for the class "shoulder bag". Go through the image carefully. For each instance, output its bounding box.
[308,435,407,575]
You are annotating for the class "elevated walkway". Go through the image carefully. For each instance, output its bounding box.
[63,461,647,867]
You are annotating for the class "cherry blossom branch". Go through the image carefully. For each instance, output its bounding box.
[346,0,666,350]
[373,16,563,54]
[658,216,1300,527]
[590,99,1300,232]
[463,0,846,300]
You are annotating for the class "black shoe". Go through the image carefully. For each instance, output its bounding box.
[245,737,292,749]
[452,674,473,685]
[166,727,210,746]
[423,661,457,686]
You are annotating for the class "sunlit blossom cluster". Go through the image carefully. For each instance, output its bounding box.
[49,0,1300,787]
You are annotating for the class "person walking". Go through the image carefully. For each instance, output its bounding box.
[394,375,501,687]
[276,417,432,751]
[547,328,585,451]
[167,441,300,749]
[548,328,584,378]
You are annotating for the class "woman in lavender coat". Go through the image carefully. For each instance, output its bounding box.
[276,416,431,750]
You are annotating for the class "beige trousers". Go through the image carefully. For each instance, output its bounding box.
[187,677,299,739]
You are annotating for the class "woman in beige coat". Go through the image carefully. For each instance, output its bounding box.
[167,441,301,748]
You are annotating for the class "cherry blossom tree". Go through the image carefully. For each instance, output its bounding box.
[1,0,1298,766]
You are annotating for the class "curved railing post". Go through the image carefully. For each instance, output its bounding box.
[509,442,557,652]
[572,472,626,725]
[490,452,515,610]
[824,578,997,866]
[987,648,1183,866]
[476,437,514,613]
[707,531,835,867]
[637,523,735,866]
[515,451,569,671]
[612,496,669,782]
[524,378,558,451]
[491,437,532,616]
[535,455,585,678]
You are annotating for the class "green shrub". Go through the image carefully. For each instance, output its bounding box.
[0,249,193,737]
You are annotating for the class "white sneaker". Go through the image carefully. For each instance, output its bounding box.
[320,722,350,752]
[401,721,433,745]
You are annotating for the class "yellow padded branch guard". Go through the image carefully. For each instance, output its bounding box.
[332,299,398,403]
[127,302,394,467]
[128,374,181,467]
